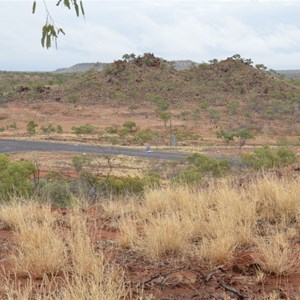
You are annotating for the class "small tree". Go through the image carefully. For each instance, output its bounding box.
[0,154,36,200]
[159,112,171,128]
[241,145,297,170]
[216,130,235,144]
[226,101,239,115]
[234,128,254,149]
[122,120,137,132]
[41,124,56,138]
[27,120,38,137]
[56,125,63,134]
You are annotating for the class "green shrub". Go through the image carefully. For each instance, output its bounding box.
[172,169,203,185]
[106,125,118,134]
[0,154,36,200]
[122,120,136,132]
[27,120,38,136]
[241,145,298,170]
[41,124,56,135]
[187,153,230,177]
[133,129,154,144]
[38,179,72,207]
[216,130,235,144]
[72,124,96,135]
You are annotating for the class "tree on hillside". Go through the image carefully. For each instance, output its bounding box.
[32,0,85,48]
[235,127,254,149]
[159,112,171,128]
[27,120,38,137]
[216,130,235,144]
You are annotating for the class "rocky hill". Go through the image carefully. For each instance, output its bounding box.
[3,54,300,136]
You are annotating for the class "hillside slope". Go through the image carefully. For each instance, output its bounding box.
[3,54,300,137]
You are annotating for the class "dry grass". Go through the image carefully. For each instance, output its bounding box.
[11,221,67,278]
[251,176,300,225]
[1,204,129,299]
[114,176,300,268]
[0,199,56,230]
[255,232,298,275]
[1,174,300,298]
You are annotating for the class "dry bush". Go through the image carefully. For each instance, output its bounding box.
[118,218,138,249]
[59,214,129,299]
[57,265,128,300]
[11,221,67,278]
[136,213,195,259]
[122,184,256,262]
[255,232,298,275]
[251,176,300,225]
[101,197,138,221]
[139,185,202,218]
[0,199,55,230]
[199,234,238,264]
[3,207,129,299]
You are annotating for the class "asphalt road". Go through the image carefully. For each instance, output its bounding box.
[0,139,189,161]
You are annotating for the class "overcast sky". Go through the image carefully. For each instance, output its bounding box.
[1,0,300,71]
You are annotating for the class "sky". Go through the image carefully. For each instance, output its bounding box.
[1,0,300,72]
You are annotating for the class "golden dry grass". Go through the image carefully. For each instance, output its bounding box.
[113,176,300,268]
[1,206,129,299]
[0,199,56,230]
[1,174,300,298]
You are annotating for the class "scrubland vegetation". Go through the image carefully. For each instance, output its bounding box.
[0,147,299,298]
[1,54,300,298]
[0,174,300,298]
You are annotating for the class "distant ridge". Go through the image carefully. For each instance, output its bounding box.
[276,69,300,78]
[54,61,300,77]
[54,60,199,73]
[54,62,109,73]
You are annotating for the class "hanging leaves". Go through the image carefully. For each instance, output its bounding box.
[41,24,65,49]
[32,0,85,48]
[32,1,36,14]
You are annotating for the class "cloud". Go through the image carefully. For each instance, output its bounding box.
[0,0,300,71]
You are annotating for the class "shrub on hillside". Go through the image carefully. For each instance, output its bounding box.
[241,145,298,170]
[0,154,36,200]
[187,153,230,177]
[133,129,154,144]
[72,124,96,135]
[172,153,230,186]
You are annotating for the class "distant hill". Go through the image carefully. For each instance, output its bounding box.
[5,54,300,136]
[54,62,109,73]
[54,60,199,73]
[276,70,300,78]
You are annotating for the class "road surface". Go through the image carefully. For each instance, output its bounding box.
[0,139,189,161]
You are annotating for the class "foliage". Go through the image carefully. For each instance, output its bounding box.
[0,154,36,200]
[40,124,56,135]
[122,53,136,62]
[133,129,154,144]
[106,125,118,134]
[234,128,254,149]
[72,124,96,135]
[172,169,203,185]
[216,130,235,144]
[68,94,80,104]
[187,153,230,177]
[26,120,38,136]
[242,145,298,170]
[159,112,171,128]
[226,101,239,115]
[56,124,63,134]
[72,155,92,173]
[32,0,84,49]
[122,120,136,132]
[38,177,72,207]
